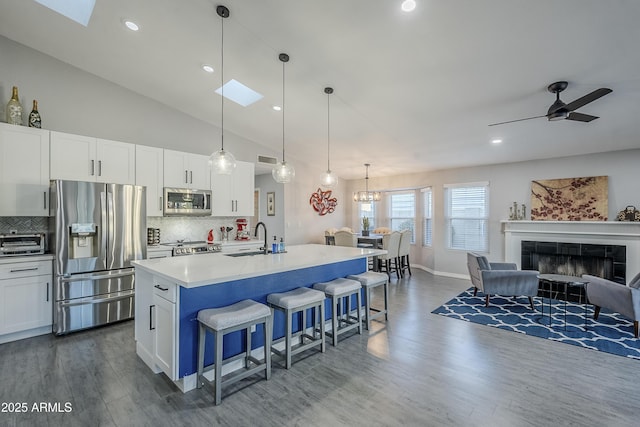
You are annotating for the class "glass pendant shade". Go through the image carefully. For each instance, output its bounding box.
[272,161,295,183]
[320,170,338,188]
[273,53,294,184]
[210,5,237,175]
[209,148,236,175]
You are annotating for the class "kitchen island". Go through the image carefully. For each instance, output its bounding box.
[132,244,384,392]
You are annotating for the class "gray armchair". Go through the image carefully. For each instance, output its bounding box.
[467,252,539,309]
[582,273,640,338]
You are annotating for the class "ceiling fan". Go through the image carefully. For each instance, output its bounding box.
[488,81,612,127]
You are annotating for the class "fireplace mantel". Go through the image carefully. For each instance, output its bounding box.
[502,220,640,279]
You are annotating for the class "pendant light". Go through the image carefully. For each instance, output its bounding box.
[209,5,237,175]
[319,87,338,188]
[272,53,295,183]
[353,163,381,202]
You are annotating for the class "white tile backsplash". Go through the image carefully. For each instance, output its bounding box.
[147,216,254,244]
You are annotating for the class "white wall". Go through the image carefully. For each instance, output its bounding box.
[347,149,640,278]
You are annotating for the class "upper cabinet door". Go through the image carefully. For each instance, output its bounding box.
[163,149,211,190]
[135,145,164,217]
[233,161,255,217]
[211,160,255,217]
[50,132,135,184]
[96,139,135,184]
[187,153,211,191]
[50,131,96,181]
[0,123,50,216]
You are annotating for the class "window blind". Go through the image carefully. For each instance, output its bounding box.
[444,183,489,251]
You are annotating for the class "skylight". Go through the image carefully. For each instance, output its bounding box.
[35,0,96,26]
[215,79,263,107]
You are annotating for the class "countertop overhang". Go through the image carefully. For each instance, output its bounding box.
[132,244,385,288]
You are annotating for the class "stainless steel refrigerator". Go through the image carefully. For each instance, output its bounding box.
[50,180,146,335]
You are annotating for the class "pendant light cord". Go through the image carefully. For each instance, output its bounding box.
[220,14,225,151]
[327,91,330,171]
[281,59,286,163]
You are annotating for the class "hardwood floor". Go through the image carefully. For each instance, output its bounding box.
[1,270,638,426]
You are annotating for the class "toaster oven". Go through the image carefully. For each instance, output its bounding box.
[0,233,46,256]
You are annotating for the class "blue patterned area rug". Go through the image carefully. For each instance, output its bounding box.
[432,288,640,359]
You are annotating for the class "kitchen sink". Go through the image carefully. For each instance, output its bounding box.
[224,251,268,257]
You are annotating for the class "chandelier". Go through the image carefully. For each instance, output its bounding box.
[353,163,381,202]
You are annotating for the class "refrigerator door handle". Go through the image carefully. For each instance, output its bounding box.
[60,270,134,283]
[58,290,134,307]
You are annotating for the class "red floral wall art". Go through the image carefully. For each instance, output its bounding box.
[309,188,337,216]
[530,176,608,221]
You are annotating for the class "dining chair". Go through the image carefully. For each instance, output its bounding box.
[334,230,357,247]
[398,229,412,277]
[378,231,401,278]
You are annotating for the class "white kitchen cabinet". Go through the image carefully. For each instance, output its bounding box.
[0,123,50,216]
[135,145,164,216]
[211,161,255,217]
[153,277,178,380]
[50,131,135,184]
[164,149,210,190]
[0,258,53,342]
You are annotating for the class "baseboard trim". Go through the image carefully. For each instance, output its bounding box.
[408,264,470,281]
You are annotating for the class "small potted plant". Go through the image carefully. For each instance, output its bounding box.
[362,216,370,236]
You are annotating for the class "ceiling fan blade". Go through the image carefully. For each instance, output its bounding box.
[488,115,547,127]
[562,88,612,112]
[566,112,599,122]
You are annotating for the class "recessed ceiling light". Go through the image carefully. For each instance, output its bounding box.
[401,0,416,12]
[272,105,282,111]
[491,138,503,144]
[215,79,263,107]
[202,64,214,73]
[124,20,139,31]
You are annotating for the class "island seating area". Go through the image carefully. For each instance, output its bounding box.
[132,244,385,392]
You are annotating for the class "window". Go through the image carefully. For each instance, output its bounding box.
[422,187,433,246]
[444,182,489,251]
[389,191,415,243]
[358,202,376,231]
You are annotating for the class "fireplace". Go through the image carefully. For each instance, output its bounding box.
[521,241,626,284]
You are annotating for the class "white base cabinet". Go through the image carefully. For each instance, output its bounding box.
[0,123,50,216]
[0,258,53,343]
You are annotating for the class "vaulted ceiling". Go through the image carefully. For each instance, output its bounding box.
[2,0,640,179]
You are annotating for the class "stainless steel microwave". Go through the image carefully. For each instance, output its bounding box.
[163,187,211,216]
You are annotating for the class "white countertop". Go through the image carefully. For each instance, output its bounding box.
[132,244,385,288]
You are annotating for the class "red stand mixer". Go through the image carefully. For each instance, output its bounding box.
[236,218,250,240]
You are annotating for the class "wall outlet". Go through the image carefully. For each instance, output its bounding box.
[9,229,17,234]
[250,324,256,333]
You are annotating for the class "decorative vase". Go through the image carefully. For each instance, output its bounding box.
[362,230,370,237]
[6,86,23,125]
[28,100,41,128]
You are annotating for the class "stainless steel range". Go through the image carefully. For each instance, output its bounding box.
[163,241,221,256]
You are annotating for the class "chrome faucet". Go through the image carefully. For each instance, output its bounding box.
[255,222,268,254]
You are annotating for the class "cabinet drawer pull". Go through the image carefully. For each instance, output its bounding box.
[190,170,193,184]
[98,160,102,176]
[150,304,155,330]
[9,267,39,273]
[44,191,47,210]
[154,284,169,292]
[91,159,95,176]
[185,170,188,184]
[46,282,49,302]
[159,196,163,211]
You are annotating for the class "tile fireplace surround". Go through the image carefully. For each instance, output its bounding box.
[502,221,640,280]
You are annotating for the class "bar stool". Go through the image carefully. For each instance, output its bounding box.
[347,271,389,330]
[267,287,326,369]
[313,278,362,346]
[196,299,272,405]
